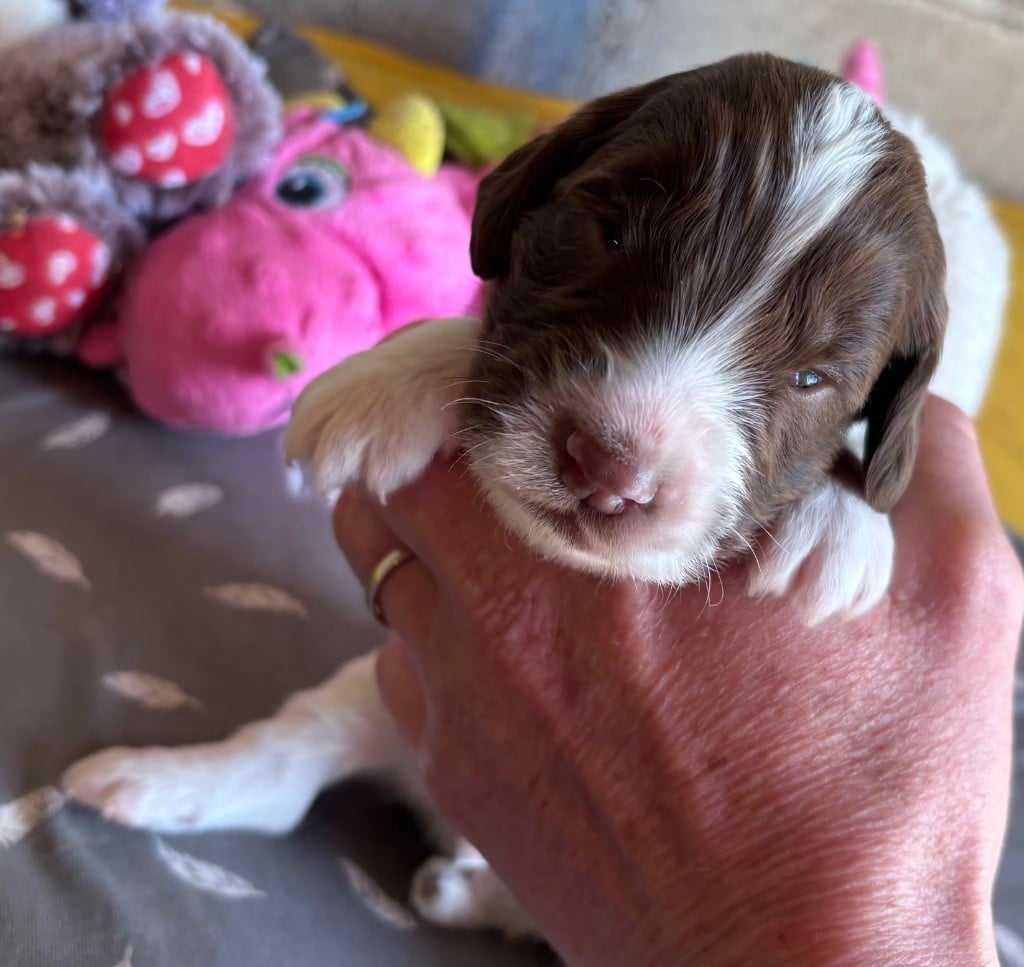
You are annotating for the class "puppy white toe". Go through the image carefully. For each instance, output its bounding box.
[411,855,534,937]
[411,857,477,924]
[749,476,894,625]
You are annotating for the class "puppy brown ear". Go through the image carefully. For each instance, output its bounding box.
[470,77,673,280]
[861,242,947,513]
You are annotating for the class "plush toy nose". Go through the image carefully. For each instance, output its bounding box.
[561,428,658,515]
[267,346,304,380]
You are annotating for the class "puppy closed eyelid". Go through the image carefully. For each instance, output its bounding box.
[602,221,624,253]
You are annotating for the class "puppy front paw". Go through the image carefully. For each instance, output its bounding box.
[284,356,451,502]
[284,317,478,501]
[747,478,894,626]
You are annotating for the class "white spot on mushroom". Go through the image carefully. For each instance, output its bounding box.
[92,244,111,286]
[159,169,188,189]
[111,146,143,176]
[142,69,181,119]
[112,101,134,126]
[30,298,56,326]
[145,131,178,162]
[47,251,77,286]
[0,253,25,289]
[182,101,225,147]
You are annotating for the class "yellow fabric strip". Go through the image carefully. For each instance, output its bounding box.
[978,203,1024,532]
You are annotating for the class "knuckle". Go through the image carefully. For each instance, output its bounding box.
[926,395,977,446]
[331,488,358,531]
[943,403,977,445]
[331,487,374,545]
[939,520,1024,634]
[984,540,1024,620]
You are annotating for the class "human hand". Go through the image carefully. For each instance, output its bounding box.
[333,396,1022,966]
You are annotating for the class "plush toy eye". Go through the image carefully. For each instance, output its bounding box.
[792,370,824,389]
[274,157,349,210]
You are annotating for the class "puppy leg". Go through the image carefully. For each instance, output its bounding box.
[284,317,479,501]
[747,474,894,626]
[62,652,418,835]
[411,839,536,937]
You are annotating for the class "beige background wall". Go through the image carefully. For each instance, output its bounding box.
[576,0,1024,201]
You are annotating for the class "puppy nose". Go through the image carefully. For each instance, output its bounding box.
[562,428,657,514]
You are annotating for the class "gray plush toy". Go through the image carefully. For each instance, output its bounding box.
[0,8,280,222]
[0,0,280,344]
[70,0,165,19]
[0,0,162,52]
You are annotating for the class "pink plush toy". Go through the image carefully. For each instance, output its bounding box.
[79,110,483,434]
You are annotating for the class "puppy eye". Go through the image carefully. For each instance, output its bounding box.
[792,370,823,389]
[603,223,624,253]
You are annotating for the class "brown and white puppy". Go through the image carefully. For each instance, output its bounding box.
[66,54,989,938]
[287,53,946,622]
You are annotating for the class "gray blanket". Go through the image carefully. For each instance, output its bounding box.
[0,358,1020,965]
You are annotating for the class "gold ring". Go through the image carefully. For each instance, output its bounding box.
[366,547,416,626]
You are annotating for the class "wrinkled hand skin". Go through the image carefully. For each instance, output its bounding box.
[334,397,1023,967]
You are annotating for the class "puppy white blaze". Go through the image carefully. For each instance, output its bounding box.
[714,81,889,332]
[466,326,761,585]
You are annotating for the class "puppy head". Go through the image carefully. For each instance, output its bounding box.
[462,54,946,584]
